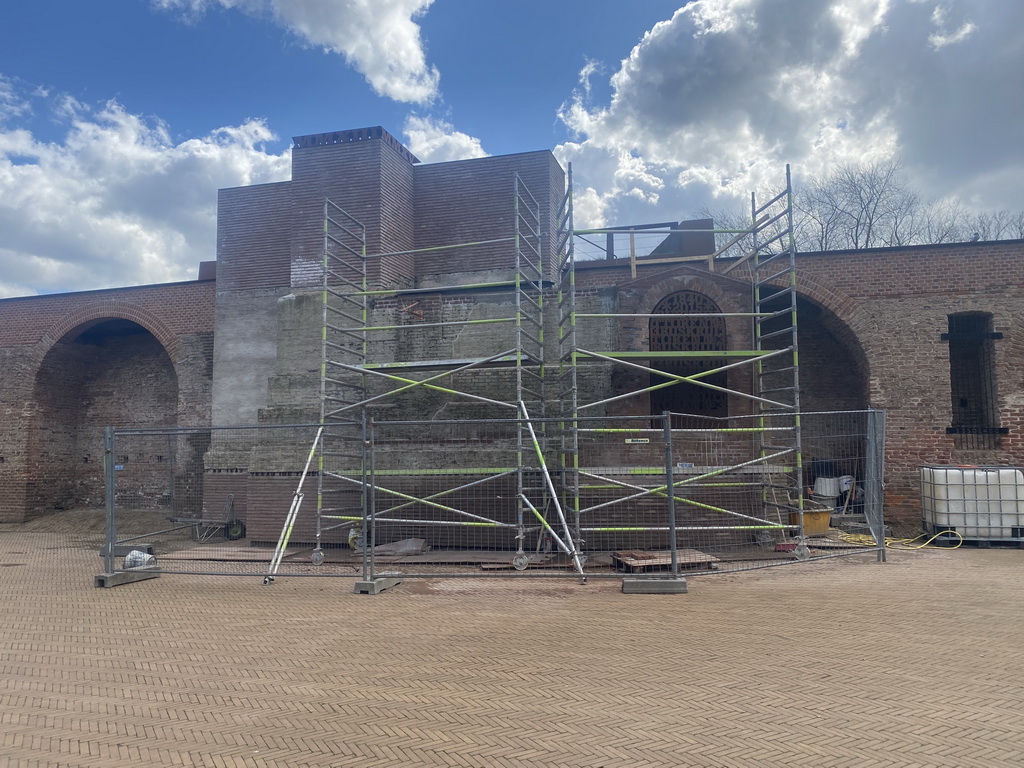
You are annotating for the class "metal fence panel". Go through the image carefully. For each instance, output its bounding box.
[102,411,886,583]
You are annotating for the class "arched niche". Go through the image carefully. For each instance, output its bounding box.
[28,319,179,513]
[758,292,868,411]
[648,290,729,421]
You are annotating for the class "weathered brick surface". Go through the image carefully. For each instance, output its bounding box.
[575,240,1024,518]
[0,282,215,522]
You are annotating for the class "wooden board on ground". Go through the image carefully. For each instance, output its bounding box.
[332,550,564,565]
[612,549,719,573]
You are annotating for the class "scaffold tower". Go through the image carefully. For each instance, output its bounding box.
[554,164,805,564]
[265,174,578,578]
[267,163,807,583]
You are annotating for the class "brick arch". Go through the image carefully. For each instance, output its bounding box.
[636,274,745,317]
[627,274,750,353]
[28,301,184,515]
[770,271,860,329]
[38,300,182,363]
[763,272,870,378]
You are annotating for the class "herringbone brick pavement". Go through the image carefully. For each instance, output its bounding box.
[1,527,1023,767]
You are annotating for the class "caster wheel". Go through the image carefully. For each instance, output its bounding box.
[512,554,530,571]
[224,521,246,541]
[311,550,325,566]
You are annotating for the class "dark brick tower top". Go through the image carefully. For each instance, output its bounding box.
[217,125,564,293]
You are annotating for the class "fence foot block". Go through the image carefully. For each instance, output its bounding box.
[94,567,161,588]
[354,574,403,595]
[622,576,688,594]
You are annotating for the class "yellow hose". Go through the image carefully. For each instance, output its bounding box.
[838,529,964,550]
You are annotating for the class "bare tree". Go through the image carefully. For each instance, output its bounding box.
[795,176,846,251]
[797,159,923,250]
[918,198,968,244]
[969,209,1021,241]
[694,160,1023,255]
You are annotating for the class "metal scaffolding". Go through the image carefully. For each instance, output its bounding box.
[258,163,886,586]
[99,165,888,587]
[554,164,807,567]
[266,175,561,579]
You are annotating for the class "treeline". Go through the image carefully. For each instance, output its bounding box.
[701,159,1024,253]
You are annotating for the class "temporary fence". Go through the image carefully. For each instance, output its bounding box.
[99,410,886,584]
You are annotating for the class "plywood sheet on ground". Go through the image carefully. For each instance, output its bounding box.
[612,549,720,572]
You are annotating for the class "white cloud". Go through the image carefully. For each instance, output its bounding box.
[0,86,289,298]
[555,0,1024,228]
[928,5,975,49]
[153,0,440,104]
[402,115,487,163]
[0,75,31,124]
[577,59,603,99]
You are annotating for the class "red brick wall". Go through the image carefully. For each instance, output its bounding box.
[796,241,1024,518]
[0,281,215,522]
[0,281,215,351]
[572,240,1024,520]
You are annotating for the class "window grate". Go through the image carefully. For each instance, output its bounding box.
[947,313,1001,449]
[650,291,727,425]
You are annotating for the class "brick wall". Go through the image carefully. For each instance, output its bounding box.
[289,138,416,289]
[6,129,1021,531]
[413,152,564,280]
[27,329,179,512]
[571,240,1024,520]
[794,242,1024,517]
[0,281,215,522]
[216,182,291,292]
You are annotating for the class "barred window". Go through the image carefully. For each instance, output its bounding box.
[649,291,727,422]
[945,313,1004,449]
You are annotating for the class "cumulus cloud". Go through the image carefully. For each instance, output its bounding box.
[402,115,487,163]
[556,0,1024,227]
[0,75,32,124]
[0,84,289,298]
[153,0,440,104]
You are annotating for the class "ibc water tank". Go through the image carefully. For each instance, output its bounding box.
[920,466,1024,539]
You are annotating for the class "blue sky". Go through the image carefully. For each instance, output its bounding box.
[1,1,1021,297]
[1,1,678,156]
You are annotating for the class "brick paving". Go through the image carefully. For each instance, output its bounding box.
[2,523,1023,767]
